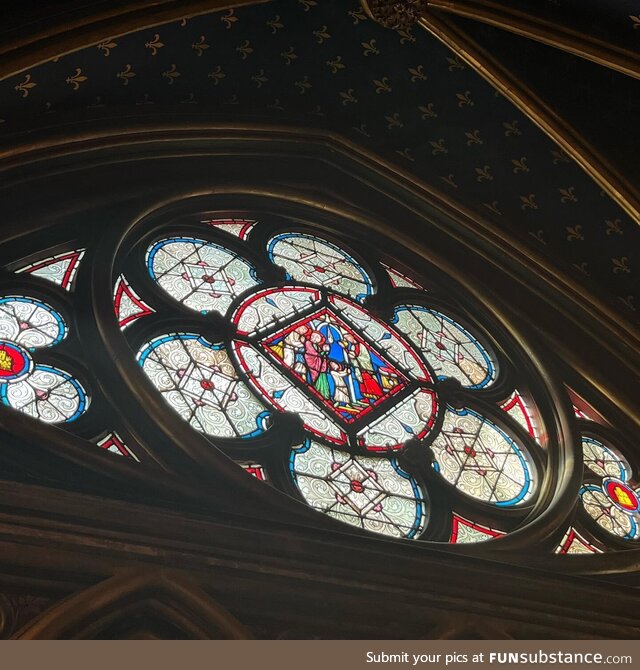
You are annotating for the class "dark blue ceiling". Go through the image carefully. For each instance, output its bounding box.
[0,0,637,317]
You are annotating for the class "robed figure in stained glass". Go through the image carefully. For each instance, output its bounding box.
[264,310,405,423]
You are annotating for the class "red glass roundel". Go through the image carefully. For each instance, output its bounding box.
[603,478,640,513]
[0,341,33,382]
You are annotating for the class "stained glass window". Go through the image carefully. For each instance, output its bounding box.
[138,333,270,439]
[580,483,640,541]
[0,158,628,561]
[267,233,373,301]
[582,437,631,481]
[16,249,85,291]
[290,439,427,539]
[234,340,346,444]
[449,514,505,544]
[114,275,154,330]
[555,527,601,554]
[329,296,431,383]
[0,297,67,349]
[356,389,438,452]
[232,287,322,336]
[238,462,267,481]
[392,307,496,389]
[2,211,579,546]
[500,390,541,443]
[202,218,257,240]
[575,428,639,545]
[381,262,424,290]
[93,217,552,543]
[430,408,535,506]
[262,308,409,423]
[97,431,137,459]
[0,296,88,424]
[146,237,259,314]
[1,364,88,423]
[231,285,438,452]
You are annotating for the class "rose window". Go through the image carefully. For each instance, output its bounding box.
[5,205,633,553]
[89,209,553,545]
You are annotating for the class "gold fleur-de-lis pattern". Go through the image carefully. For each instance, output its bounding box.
[281,47,298,65]
[267,16,284,34]
[97,40,118,57]
[361,39,379,56]
[65,68,88,90]
[0,0,636,313]
[145,34,164,56]
[313,26,331,44]
[14,74,37,98]
[116,64,136,85]
[326,56,345,74]
[373,76,392,93]
[192,36,210,57]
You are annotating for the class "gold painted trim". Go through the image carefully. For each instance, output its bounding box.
[0,0,269,82]
[427,0,640,79]
[417,12,640,228]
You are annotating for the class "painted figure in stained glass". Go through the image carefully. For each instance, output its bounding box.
[263,309,405,423]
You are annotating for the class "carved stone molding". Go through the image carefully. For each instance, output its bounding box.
[0,594,53,639]
[16,571,251,640]
[362,0,429,30]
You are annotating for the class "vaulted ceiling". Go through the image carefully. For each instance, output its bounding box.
[0,0,637,318]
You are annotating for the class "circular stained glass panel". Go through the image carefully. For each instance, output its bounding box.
[582,436,632,481]
[581,484,640,541]
[267,233,373,301]
[1,364,88,423]
[430,407,535,506]
[138,333,270,439]
[146,237,259,315]
[0,297,67,349]
[393,307,496,389]
[290,439,427,538]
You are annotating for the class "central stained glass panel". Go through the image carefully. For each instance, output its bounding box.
[261,308,407,423]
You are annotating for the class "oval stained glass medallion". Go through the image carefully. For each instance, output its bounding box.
[290,439,427,539]
[138,333,270,439]
[430,407,535,506]
[392,306,496,389]
[267,232,373,301]
[146,237,259,315]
